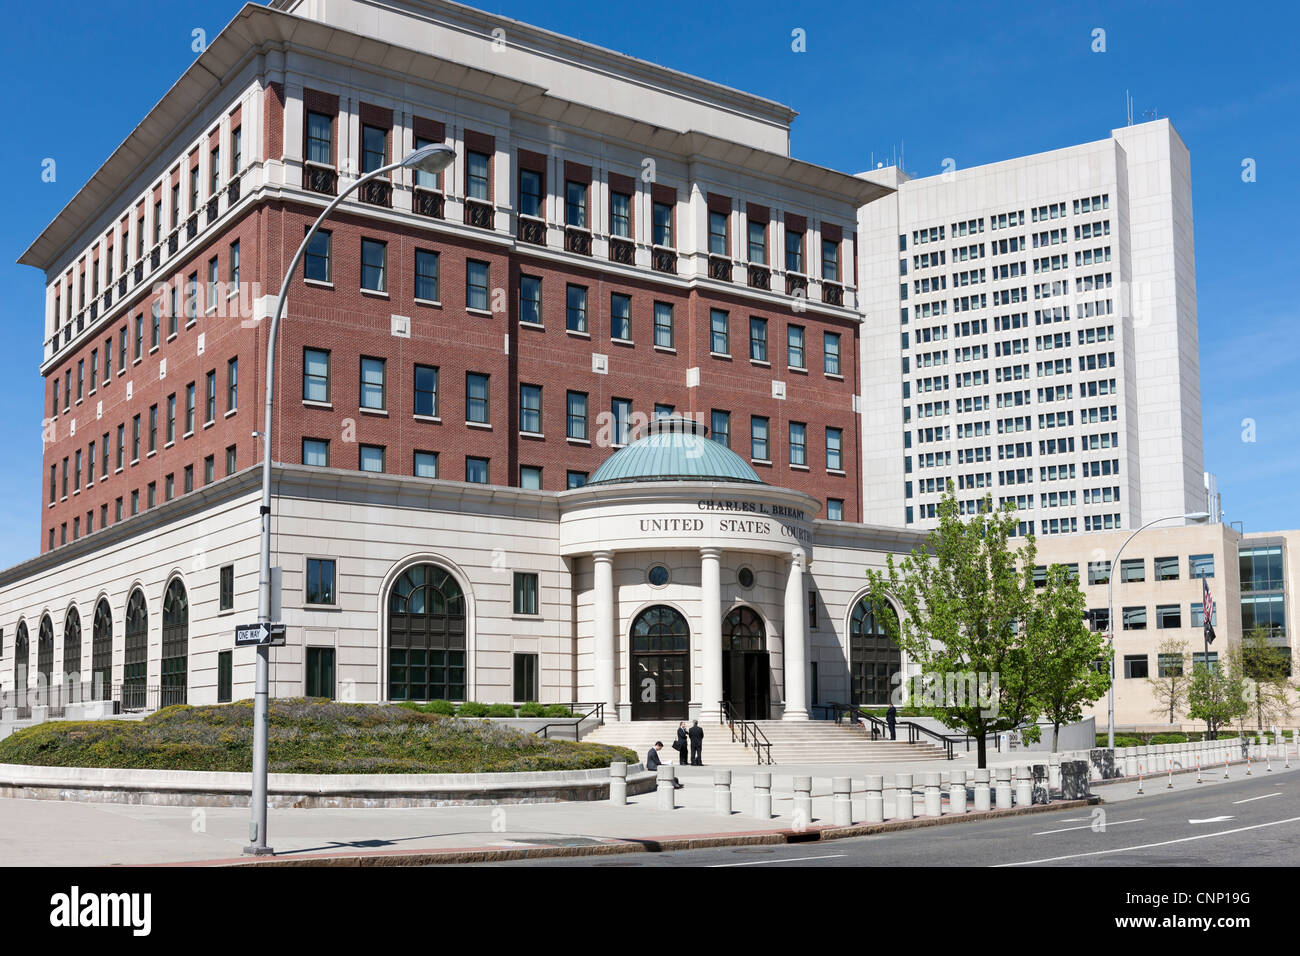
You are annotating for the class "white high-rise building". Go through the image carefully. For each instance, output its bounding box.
[856,119,1204,536]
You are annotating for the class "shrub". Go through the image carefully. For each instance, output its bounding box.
[485,704,517,718]
[456,701,490,718]
[399,700,455,716]
[543,704,574,718]
[1149,733,1187,744]
[518,702,546,717]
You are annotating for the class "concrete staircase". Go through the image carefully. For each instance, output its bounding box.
[582,718,950,765]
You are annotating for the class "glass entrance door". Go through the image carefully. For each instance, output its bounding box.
[630,606,690,720]
[722,606,769,720]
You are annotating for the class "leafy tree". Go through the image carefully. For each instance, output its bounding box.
[865,488,1041,768]
[1188,657,1247,740]
[1029,564,1112,751]
[1237,628,1296,731]
[1147,637,1192,725]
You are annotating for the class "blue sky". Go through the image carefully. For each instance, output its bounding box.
[1,0,1296,567]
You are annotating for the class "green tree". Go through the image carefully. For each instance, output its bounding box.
[1238,628,1296,731]
[1147,637,1192,725]
[865,488,1040,768]
[1029,563,1112,751]
[1188,657,1247,740]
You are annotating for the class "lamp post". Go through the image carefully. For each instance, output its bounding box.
[1105,510,1210,749]
[244,142,456,855]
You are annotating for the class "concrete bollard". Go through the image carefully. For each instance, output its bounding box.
[894,774,914,820]
[1060,760,1090,799]
[832,777,853,827]
[923,772,942,817]
[609,761,628,805]
[995,767,1013,810]
[1015,766,1033,806]
[1048,754,1062,791]
[948,770,968,814]
[714,770,732,815]
[793,776,813,826]
[753,771,772,820]
[1124,748,1138,778]
[865,774,885,823]
[974,768,992,811]
[656,765,677,810]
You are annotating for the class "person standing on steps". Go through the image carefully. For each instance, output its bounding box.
[673,720,689,765]
[688,719,704,766]
[886,703,897,741]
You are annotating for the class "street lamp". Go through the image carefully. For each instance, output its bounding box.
[244,142,457,855]
[1105,510,1211,749]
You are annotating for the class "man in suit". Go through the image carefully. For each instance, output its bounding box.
[645,742,683,788]
[688,719,704,766]
[886,703,898,741]
[673,721,689,765]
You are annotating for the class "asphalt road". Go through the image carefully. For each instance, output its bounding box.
[480,769,1300,867]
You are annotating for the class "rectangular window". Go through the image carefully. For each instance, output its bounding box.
[567,471,587,489]
[788,325,805,369]
[131,414,141,461]
[225,445,236,475]
[204,455,215,484]
[785,229,804,272]
[205,370,216,423]
[748,221,767,264]
[749,317,768,362]
[520,384,542,434]
[361,123,387,174]
[185,383,196,433]
[708,210,728,256]
[827,499,844,521]
[76,360,84,401]
[210,146,220,194]
[229,240,240,292]
[227,357,238,412]
[1120,558,1145,583]
[166,394,176,444]
[466,373,490,424]
[466,260,489,311]
[164,473,174,501]
[1152,556,1180,581]
[414,364,438,417]
[1156,604,1182,629]
[654,302,674,349]
[751,416,769,461]
[360,357,385,410]
[414,249,439,302]
[1122,606,1148,630]
[565,180,587,228]
[610,191,631,238]
[183,464,193,493]
[217,650,232,703]
[74,450,82,492]
[823,237,839,282]
[359,444,385,473]
[1189,553,1215,579]
[652,201,673,247]
[1088,560,1111,585]
[231,126,242,173]
[304,230,331,282]
[612,398,632,446]
[611,293,631,340]
[131,490,139,515]
[360,238,387,292]
[824,332,841,375]
[518,168,542,218]
[147,481,156,509]
[134,314,143,360]
[567,391,588,440]
[513,571,539,615]
[303,349,330,403]
[519,275,542,325]
[513,653,539,702]
[467,150,490,201]
[566,284,588,333]
[306,110,332,166]
[1123,654,1149,679]
[520,465,542,489]
[1191,603,1218,628]
[184,273,198,325]
[414,450,438,478]
[466,456,489,483]
[306,558,336,605]
[101,432,109,478]
[207,256,219,309]
[710,309,729,354]
[115,424,125,470]
[789,422,807,466]
[150,303,160,349]
[826,428,843,470]
[302,438,329,467]
[712,410,731,449]
[412,135,440,189]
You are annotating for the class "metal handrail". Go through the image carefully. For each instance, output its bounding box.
[827,702,1004,760]
[719,699,772,765]
[531,701,604,741]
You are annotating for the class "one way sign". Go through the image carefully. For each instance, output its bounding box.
[235,623,286,647]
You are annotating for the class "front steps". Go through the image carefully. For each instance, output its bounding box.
[581,717,950,765]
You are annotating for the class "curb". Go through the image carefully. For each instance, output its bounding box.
[147,796,1098,867]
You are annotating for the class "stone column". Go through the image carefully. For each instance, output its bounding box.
[592,551,617,720]
[700,547,723,720]
[782,550,809,720]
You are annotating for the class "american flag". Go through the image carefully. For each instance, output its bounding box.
[1202,576,1216,645]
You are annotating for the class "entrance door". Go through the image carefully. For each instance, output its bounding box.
[722,606,770,720]
[306,647,336,700]
[630,606,690,720]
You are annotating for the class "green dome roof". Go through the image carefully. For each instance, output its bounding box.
[587,417,763,486]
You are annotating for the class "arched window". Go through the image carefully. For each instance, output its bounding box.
[124,589,148,710]
[849,597,901,707]
[388,564,466,701]
[162,579,189,706]
[722,606,765,651]
[630,605,690,652]
[92,599,113,700]
[63,607,82,684]
[37,615,54,691]
[14,622,29,710]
